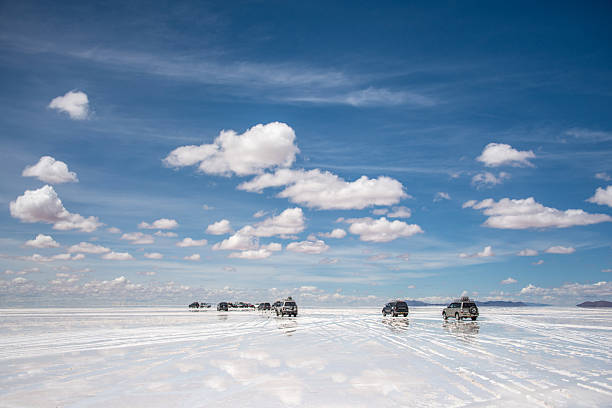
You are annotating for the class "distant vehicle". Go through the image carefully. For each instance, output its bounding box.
[258,302,271,310]
[189,302,211,309]
[443,296,479,321]
[274,297,298,317]
[189,302,200,308]
[272,300,282,309]
[382,301,409,317]
[217,302,229,311]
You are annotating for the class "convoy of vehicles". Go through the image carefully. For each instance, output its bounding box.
[442,296,479,321]
[192,295,481,323]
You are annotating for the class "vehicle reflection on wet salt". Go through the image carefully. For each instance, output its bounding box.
[382,317,410,333]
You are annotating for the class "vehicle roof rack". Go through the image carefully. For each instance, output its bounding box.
[460,295,471,302]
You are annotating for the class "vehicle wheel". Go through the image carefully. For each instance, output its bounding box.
[392,312,397,317]
[471,317,477,321]
[404,314,408,317]
[443,311,447,320]
[276,310,279,316]
[382,312,386,317]
[455,312,461,320]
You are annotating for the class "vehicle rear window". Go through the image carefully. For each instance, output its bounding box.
[285,302,296,306]
[396,302,408,308]
[462,303,476,308]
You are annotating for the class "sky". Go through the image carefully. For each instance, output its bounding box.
[1,0,611,306]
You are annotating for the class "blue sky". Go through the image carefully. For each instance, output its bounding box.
[1,1,611,306]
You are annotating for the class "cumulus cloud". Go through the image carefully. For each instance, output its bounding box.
[9,185,102,232]
[238,168,407,210]
[346,217,423,242]
[163,122,299,176]
[25,234,60,248]
[471,171,509,188]
[587,185,612,207]
[154,230,178,237]
[24,253,84,262]
[22,156,78,184]
[107,227,121,234]
[121,232,155,244]
[144,252,163,259]
[228,249,272,259]
[206,219,232,235]
[138,218,178,230]
[434,192,450,202]
[520,281,612,299]
[501,277,517,285]
[387,206,412,218]
[176,237,208,247]
[48,90,89,120]
[517,248,538,256]
[459,246,494,259]
[464,197,612,229]
[184,254,201,261]
[67,242,110,254]
[262,242,282,252]
[545,246,575,254]
[319,228,347,239]
[253,210,267,218]
[286,239,329,254]
[476,143,535,167]
[101,252,133,261]
[595,172,611,181]
[212,229,259,251]
[249,208,305,237]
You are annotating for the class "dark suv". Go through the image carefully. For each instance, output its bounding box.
[382,301,409,317]
[217,302,229,311]
[258,302,271,310]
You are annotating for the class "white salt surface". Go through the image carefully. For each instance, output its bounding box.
[1,307,611,407]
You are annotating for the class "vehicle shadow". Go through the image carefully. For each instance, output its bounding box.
[217,314,229,321]
[442,321,479,343]
[381,317,410,333]
[275,317,298,336]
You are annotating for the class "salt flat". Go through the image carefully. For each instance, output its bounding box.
[1,307,611,407]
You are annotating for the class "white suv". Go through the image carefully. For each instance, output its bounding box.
[274,296,298,317]
[442,296,479,321]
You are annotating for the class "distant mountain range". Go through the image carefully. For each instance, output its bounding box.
[404,300,549,307]
[576,300,612,308]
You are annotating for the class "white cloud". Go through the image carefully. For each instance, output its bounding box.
[387,206,412,218]
[154,230,178,237]
[238,168,407,210]
[250,208,305,237]
[138,271,157,276]
[121,232,155,244]
[184,254,201,261]
[290,87,435,107]
[48,90,89,120]
[501,277,517,285]
[517,248,538,256]
[465,197,612,229]
[595,172,611,181]
[462,200,477,208]
[67,242,110,254]
[138,218,178,229]
[372,208,388,215]
[319,228,346,239]
[22,156,78,184]
[397,253,411,261]
[602,269,612,273]
[24,253,83,262]
[533,259,544,265]
[253,210,267,218]
[471,171,509,188]
[228,249,272,260]
[346,217,423,242]
[545,246,576,254]
[164,122,299,176]
[144,252,163,259]
[565,128,612,141]
[212,229,259,251]
[223,266,236,272]
[476,143,535,167]
[202,204,214,210]
[367,253,390,262]
[107,227,121,234]
[206,219,232,235]
[262,242,282,252]
[9,185,102,232]
[459,246,494,259]
[587,185,612,207]
[101,252,133,261]
[176,237,208,247]
[286,239,329,254]
[520,281,612,298]
[25,234,60,248]
[319,257,339,264]
[433,192,450,202]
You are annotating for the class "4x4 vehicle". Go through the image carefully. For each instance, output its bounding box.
[258,302,271,310]
[274,297,298,317]
[382,301,409,317]
[217,302,229,311]
[442,296,479,321]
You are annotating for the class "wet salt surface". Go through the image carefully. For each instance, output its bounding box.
[1,307,611,407]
